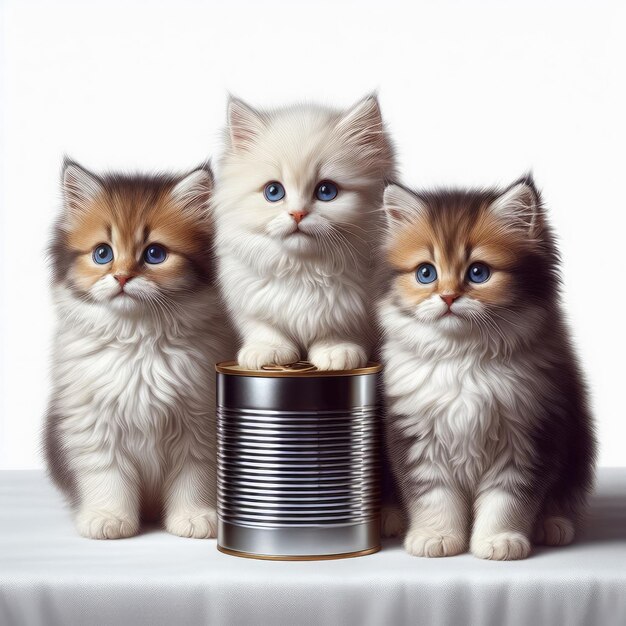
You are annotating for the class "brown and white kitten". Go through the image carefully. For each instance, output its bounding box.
[378,176,596,559]
[45,160,234,539]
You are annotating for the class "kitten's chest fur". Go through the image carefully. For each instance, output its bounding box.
[58,324,205,425]
[52,287,229,498]
[223,255,371,343]
[385,340,540,487]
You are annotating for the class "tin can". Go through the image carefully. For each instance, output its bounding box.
[216,361,382,560]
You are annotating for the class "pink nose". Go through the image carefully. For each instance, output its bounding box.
[290,210,308,224]
[115,275,133,289]
[441,294,459,308]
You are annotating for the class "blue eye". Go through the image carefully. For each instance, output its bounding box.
[315,181,338,202]
[467,262,491,284]
[93,244,113,264]
[264,182,285,202]
[144,244,167,264]
[416,263,437,284]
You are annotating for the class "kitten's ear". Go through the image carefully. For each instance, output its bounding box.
[383,184,427,229]
[489,174,542,234]
[227,96,265,150]
[336,94,384,150]
[171,164,214,217]
[62,158,104,218]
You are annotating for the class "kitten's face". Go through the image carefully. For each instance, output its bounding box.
[383,180,552,335]
[215,96,394,257]
[52,163,214,313]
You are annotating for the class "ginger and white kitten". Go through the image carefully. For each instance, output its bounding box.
[378,176,596,560]
[213,95,395,370]
[45,160,234,539]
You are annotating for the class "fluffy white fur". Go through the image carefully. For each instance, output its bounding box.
[213,96,394,370]
[50,282,231,539]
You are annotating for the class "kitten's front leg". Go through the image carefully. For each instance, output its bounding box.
[164,454,217,539]
[75,464,140,540]
[237,320,299,370]
[308,338,368,371]
[471,482,539,560]
[403,484,469,557]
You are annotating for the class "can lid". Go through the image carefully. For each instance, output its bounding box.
[215,360,382,378]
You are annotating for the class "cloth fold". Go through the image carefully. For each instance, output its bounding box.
[1,469,625,626]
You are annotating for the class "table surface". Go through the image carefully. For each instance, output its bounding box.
[1,469,625,626]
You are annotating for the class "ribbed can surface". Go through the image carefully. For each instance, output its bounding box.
[216,361,381,560]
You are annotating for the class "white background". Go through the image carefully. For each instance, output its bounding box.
[1,0,624,468]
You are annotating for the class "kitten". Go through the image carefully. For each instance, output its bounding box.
[378,176,596,560]
[213,95,395,370]
[45,159,234,539]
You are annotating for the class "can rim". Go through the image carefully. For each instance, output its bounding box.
[215,360,382,377]
[217,545,380,561]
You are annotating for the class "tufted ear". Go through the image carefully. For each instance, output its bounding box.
[335,93,384,150]
[227,96,265,151]
[171,164,214,217]
[62,158,104,219]
[489,174,542,234]
[383,184,428,229]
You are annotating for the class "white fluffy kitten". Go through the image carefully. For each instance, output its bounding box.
[213,95,395,370]
[45,160,234,539]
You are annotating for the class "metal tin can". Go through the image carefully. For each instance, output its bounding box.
[216,361,382,560]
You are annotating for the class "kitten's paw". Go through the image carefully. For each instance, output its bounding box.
[75,509,139,540]
[471,531,531,560]
[309,342,367,371]
[165,508,217,539]
[238,342,299,370]
[534,516,575,546]
[381,506,406,538]
[404,528,467,557]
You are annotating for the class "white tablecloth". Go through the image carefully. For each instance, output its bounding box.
[1,469,625,626]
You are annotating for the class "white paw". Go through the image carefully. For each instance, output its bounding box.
[404,528,467,557]
[165,508,217,539]
[75,509,139,540]
[309,342,367,371]
[238,342,299,370]
[381,506,406,538]
[534,516,575,546]
[471,531,531,560]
